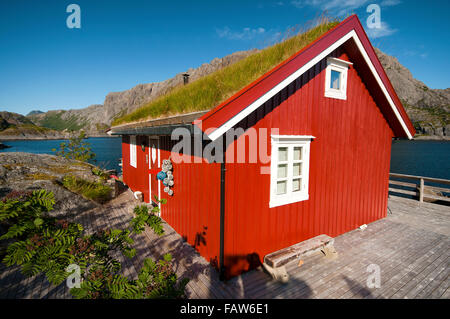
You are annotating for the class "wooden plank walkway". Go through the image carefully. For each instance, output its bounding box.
[0,191,448,299]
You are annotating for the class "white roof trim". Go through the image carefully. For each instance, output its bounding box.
[205,30,412,141]
[271,135,316,142]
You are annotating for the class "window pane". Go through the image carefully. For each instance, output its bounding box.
[277,181,287,195]
[278,147,288,162]
[293,163,302,177]
[293,178,301,192]
[277,164,287,178]
[294,147,302,161]
[331,70,341,89]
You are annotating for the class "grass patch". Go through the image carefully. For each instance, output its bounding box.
[48,165,75,175]
[112,17,339,126]
[62,175,112,204]
[91,167,110,181]
[25,173,56,181]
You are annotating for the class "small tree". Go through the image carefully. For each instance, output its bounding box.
[53,131,96,163]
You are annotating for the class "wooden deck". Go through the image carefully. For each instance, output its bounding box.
[0,191,448,299]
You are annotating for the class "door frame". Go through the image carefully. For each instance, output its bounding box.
[148,136,161,212]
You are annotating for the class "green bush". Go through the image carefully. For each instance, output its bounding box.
[62,175,112,204]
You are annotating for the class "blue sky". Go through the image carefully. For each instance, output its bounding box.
[0,0,449,115]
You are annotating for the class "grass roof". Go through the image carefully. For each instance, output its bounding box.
[112,17,340,127]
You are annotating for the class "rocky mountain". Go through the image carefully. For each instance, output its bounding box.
[27,50,257,136]
[20,47,450,139]
[375,49,449,138]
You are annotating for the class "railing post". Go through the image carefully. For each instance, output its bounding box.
[419,178,424,203]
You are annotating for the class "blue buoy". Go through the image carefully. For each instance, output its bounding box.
[157,171,167,181]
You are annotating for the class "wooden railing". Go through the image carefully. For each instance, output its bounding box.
[389,173,450,204]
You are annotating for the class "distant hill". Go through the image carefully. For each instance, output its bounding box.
[0,111,34,126]
[19,48,450,139]
[26,110,44,116]
[0,111,69,140]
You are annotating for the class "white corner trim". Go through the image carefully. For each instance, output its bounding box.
[206,30,412,141]
[327,57,353,67]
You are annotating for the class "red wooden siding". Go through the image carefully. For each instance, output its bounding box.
[222,49,393,278]
[121,135,150,202]
[158,136,222,267]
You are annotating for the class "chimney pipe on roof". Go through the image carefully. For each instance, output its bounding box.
[182,73,190,85]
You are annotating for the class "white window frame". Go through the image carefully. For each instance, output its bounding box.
[269,135,314,208]
[129,135,137,168]
[324,57,352,100]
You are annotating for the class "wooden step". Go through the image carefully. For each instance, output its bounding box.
[263,234,334,268]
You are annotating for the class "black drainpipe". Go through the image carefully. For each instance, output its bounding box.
[219,141,226,280]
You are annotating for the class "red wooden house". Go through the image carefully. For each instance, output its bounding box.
[111,15,415,279]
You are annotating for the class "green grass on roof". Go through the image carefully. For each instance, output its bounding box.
[112,17,340,126]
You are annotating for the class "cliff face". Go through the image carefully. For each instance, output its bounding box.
[19,48,450,139]
[375,49,449,138]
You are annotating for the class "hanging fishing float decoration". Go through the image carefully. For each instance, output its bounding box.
[158,158,174,196]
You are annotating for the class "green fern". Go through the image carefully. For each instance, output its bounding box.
[130,205,165,236]
[0,189,188,299]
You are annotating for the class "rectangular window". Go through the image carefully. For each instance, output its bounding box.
[270,135,314,208]
[130,135,137,168]
[324,57,352,100]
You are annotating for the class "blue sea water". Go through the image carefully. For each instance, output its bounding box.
[0,137,123,173]
[390,140,450,180]
[0,138,449,180]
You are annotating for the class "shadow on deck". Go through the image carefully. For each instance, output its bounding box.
[0,192,448,299]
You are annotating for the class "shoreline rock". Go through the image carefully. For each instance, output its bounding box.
[0,142,11,149]
[0,152,114,219]
[413,135,450,141]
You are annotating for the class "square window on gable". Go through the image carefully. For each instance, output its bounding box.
[325,57,353,100]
